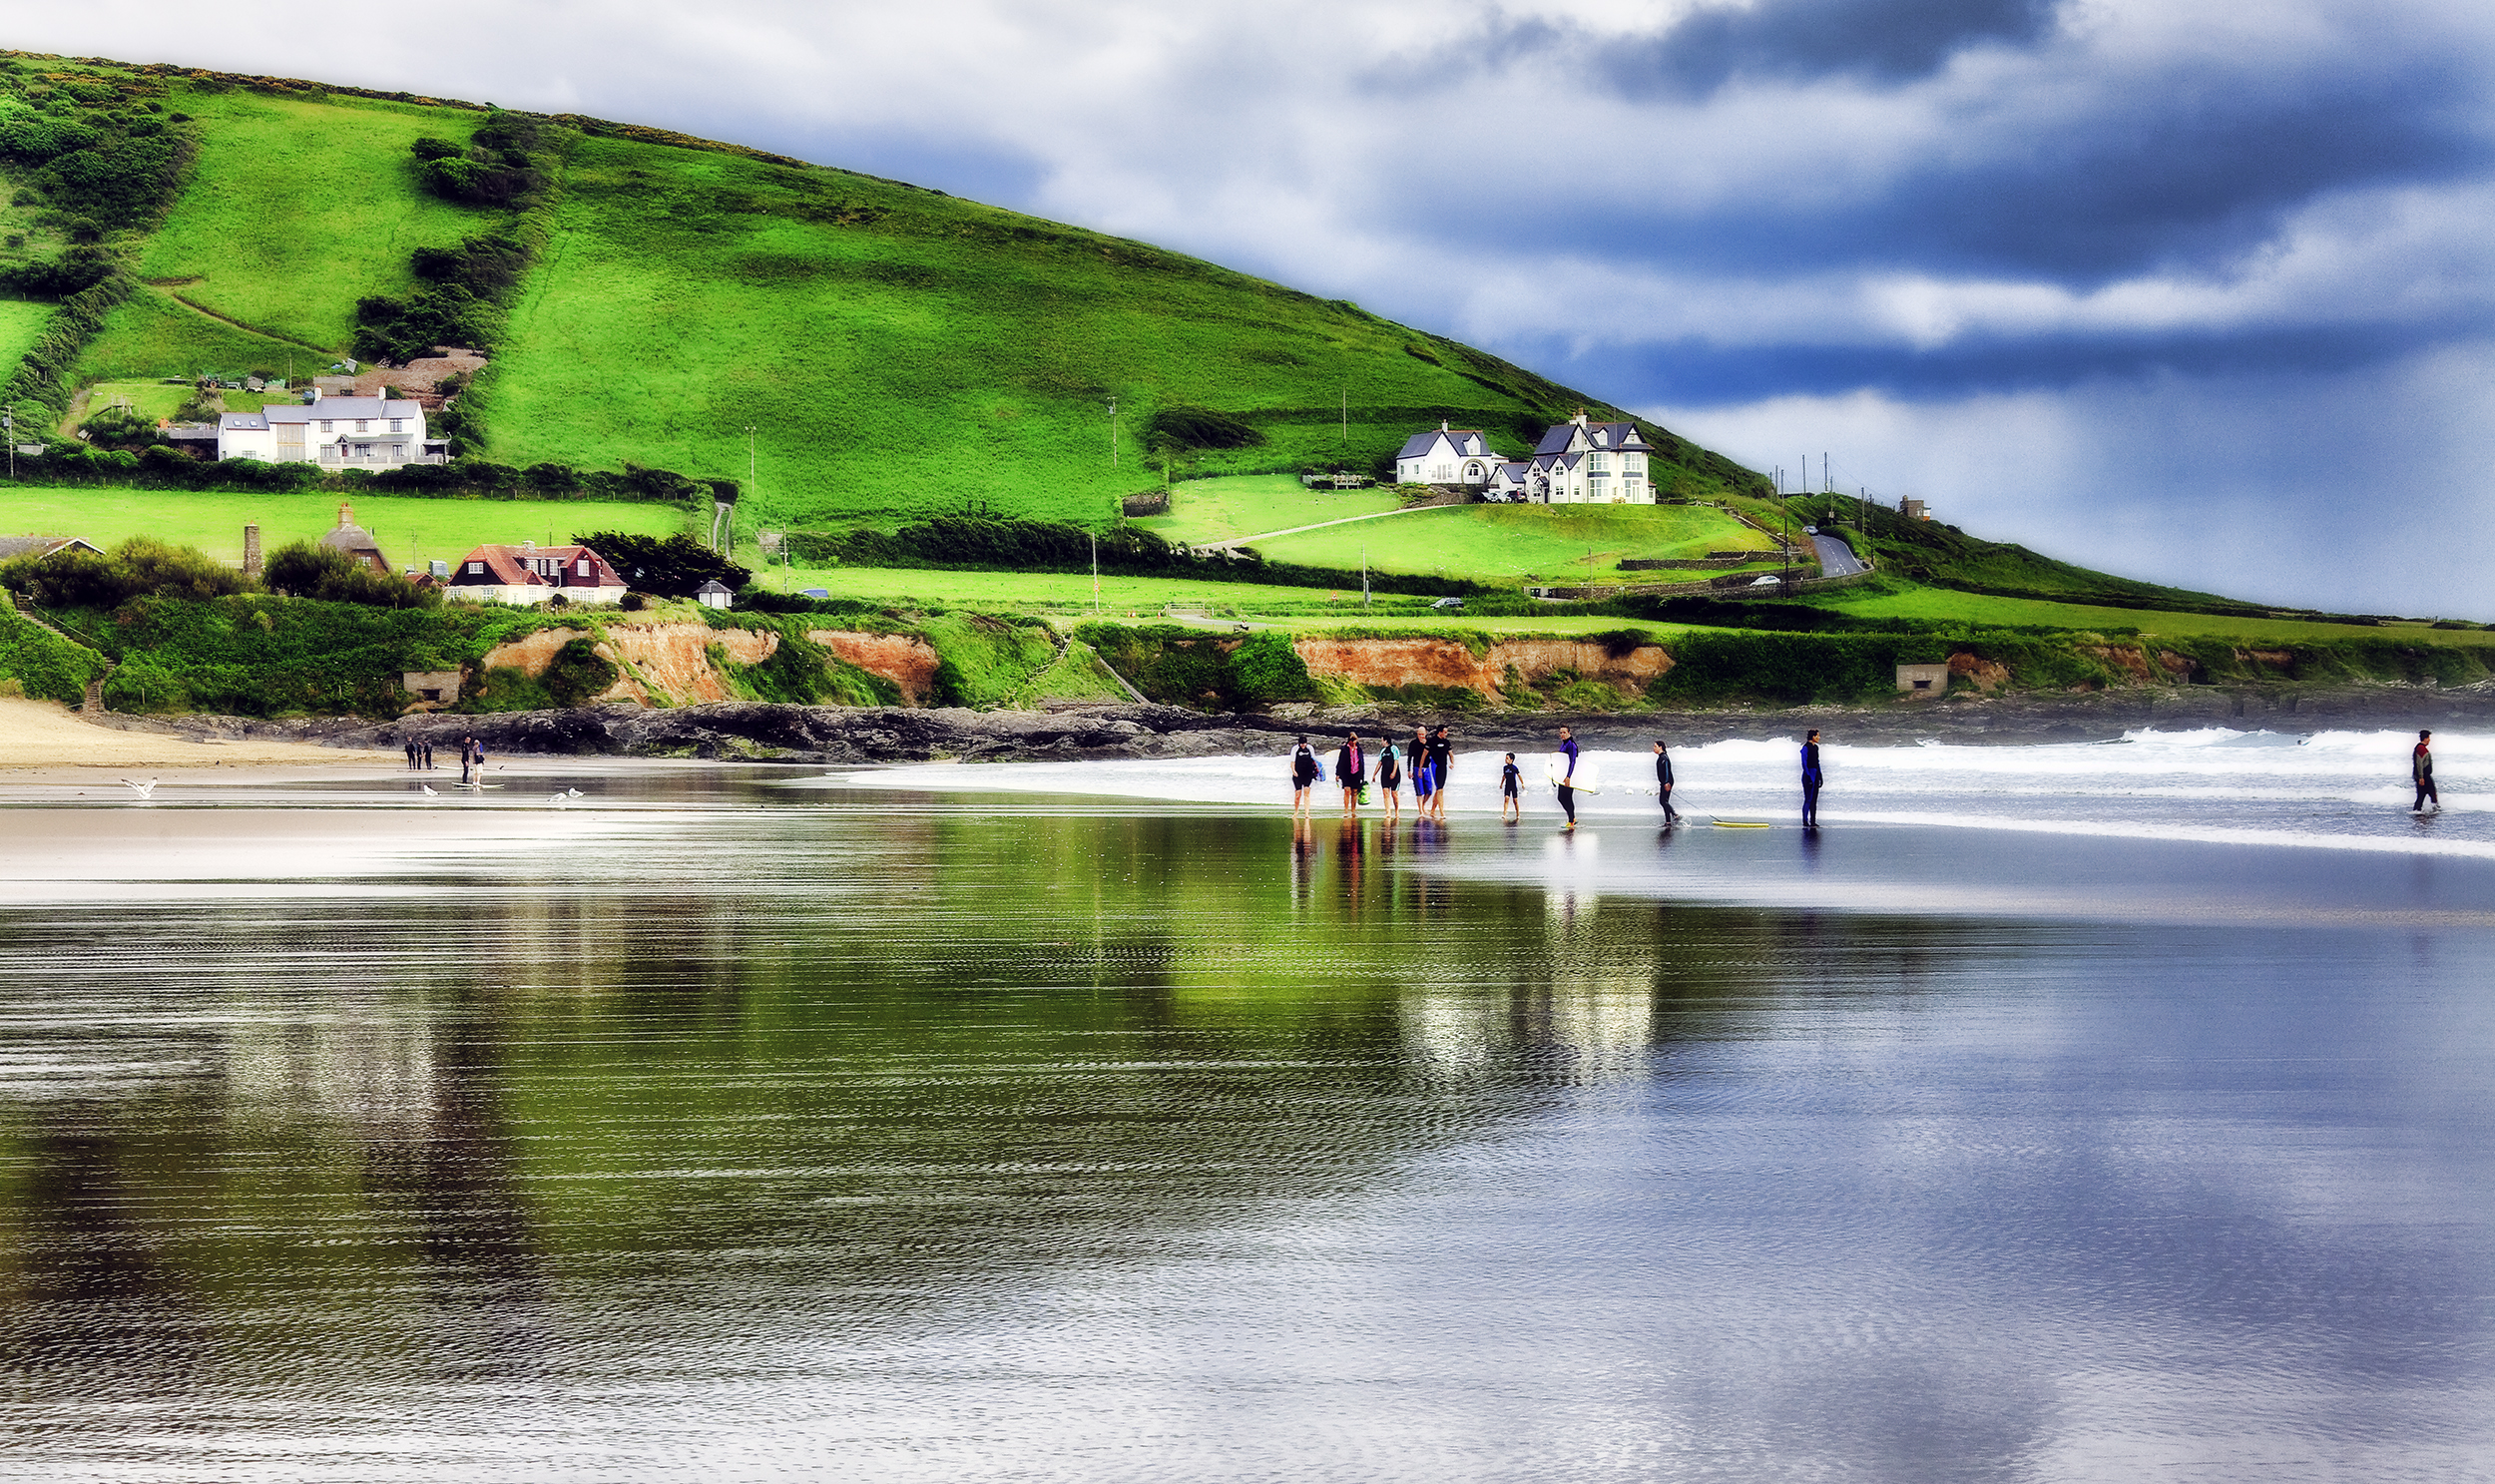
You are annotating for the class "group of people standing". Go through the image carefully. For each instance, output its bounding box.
[1288,725,1831,829]
[1292,726,1458,821]
[401,736,492,784]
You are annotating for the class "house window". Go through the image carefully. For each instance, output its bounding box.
[319,444,337,461]
[577,559,591,576]
[319,421,332,433]
[355,420,369,432]
[388,419,404,433]
[466,561,483,575]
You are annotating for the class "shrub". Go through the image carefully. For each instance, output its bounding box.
[2,535,251,608]
[262,541,439,608]
[1148,404,1263,450]
[408,136,465,162]
[540,637,617,705]
[77,402,158,447]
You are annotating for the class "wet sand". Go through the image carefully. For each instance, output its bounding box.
[0,699,402,775]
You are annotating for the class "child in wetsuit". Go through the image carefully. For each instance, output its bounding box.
[1500,752,1522,820]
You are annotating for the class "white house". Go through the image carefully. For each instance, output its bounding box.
[1515,414,1657,504]
[1392,422,1505,486]
[217,390,448,471]
[442,541,628,606]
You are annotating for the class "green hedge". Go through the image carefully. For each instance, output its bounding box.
[0,611,112,703]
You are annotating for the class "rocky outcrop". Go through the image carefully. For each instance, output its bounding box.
[1291,636,1672,700]
[480,624,778,706]
[808,631,942,704]
[1948,653,2010,693]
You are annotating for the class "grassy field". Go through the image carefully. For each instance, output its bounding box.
[1248,503,1777,585]
[1814,583,2493,646]
[68,378,295,431]
[70,285,319,385]
[1132,474,1404,545]
[0,488,687,568]
[0,299,52,371]
[129,87,485,353]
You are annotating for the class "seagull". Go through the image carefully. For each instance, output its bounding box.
[549,792,571,806]
[420,784,438,797]
[119,778,158,798]
[566,787,584,797]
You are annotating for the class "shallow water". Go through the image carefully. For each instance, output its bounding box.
[2,745,2491,1481]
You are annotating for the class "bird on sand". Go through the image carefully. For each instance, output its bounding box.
[420,784,438,797]
[119,778,158,798]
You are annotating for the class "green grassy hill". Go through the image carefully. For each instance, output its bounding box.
[0,53,1768,537]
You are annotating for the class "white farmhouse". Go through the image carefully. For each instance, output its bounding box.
[1514,414,1657,504]
[1392,422,1505,487]
[217,390,448,471]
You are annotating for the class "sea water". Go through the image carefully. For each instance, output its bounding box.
[0,730,2489,1481]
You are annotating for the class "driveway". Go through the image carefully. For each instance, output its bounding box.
[1810,532,1867,578]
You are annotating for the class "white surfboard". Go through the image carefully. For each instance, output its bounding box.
[1544,752,1600,793]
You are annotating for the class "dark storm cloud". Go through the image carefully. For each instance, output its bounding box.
[1609,0,2062,94]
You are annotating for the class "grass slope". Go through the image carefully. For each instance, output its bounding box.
[0,299,51,370]
[1250,503,1775,585]
[135,87,483,351]
[0,487,685,567]
[474,129,1757,528]
[1133,475,1404,545]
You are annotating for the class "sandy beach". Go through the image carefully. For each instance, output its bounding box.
[0,698,402,776]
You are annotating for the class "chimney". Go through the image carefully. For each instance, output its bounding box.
[243,523,261,578]
[306,386,320,403]
[338,502,353,528]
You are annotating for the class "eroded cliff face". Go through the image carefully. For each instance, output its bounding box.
[481,624,778,706]
[1290,636,1673,701]
[807,631,942,705]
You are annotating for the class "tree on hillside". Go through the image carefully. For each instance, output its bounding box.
[77,401,157,448]
[2,536,252,609]
[573,531,749,598]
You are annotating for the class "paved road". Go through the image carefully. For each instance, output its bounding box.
[1810,532,1867,578]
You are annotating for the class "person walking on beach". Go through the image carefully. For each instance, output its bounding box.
[404,738,419,771]
[1554,726,1581,829]
[1653,740,1681,823]
[1290,736,1320,815]
[1500,752,1522,821]
[1335,731,1366,815]
[1409,726,1435,814]
[1428,726,1454,820]
[2413,730,2440,813]
[421,740,433,771]
[1377,737,1404,821]
[460,736,476,785]
[1800,729,1824,827]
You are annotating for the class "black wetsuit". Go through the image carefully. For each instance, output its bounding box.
[1500,761,1520,798]
[1556,738,1580,824]
[1656,748,1680,821]
[1378,745,1402,791]
[1291,746,1320,790]
[1428,734,1453,795]
[2414,743,2439,810]
[1800,740,1822,826]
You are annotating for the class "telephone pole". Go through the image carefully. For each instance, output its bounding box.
[1108,397,1118,469]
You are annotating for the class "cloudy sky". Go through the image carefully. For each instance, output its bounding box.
[34,0,2495,613]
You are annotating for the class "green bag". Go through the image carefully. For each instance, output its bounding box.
[1357,781,1372,805]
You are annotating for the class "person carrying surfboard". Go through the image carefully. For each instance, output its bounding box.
[1800,729,1824,828]
[1653,740,1681,824]
[2413,730,2440,813]
[1554,726,1581,829]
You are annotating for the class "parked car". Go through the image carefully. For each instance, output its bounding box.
[1430,597,1465,611]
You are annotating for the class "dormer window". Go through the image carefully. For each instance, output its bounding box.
[577,559,591,576]
[466,561,483,575]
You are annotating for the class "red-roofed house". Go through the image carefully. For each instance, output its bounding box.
[443,541,627,606]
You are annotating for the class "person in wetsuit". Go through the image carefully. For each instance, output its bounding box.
[1409,726,1435,812]
[1800,729,1823,827]
[1376,738,1403,821]
[1555,726,1581,829]
[1289,736,1320,814]
[1428,726,1454,820]
[1654,740,1681,823]
[2414,730,2440,813]
[1500,753,1522,820]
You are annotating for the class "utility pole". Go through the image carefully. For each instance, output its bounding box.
[1108,397,1118,469]
[1340,383,1347,448]
[1362,543,1369,608]
[5,412,12,483]
[1091,532,1100,615]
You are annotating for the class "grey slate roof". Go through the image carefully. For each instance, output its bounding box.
[0,536,99,561]
[1395,427,1500,461]
[265,397,420,423]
